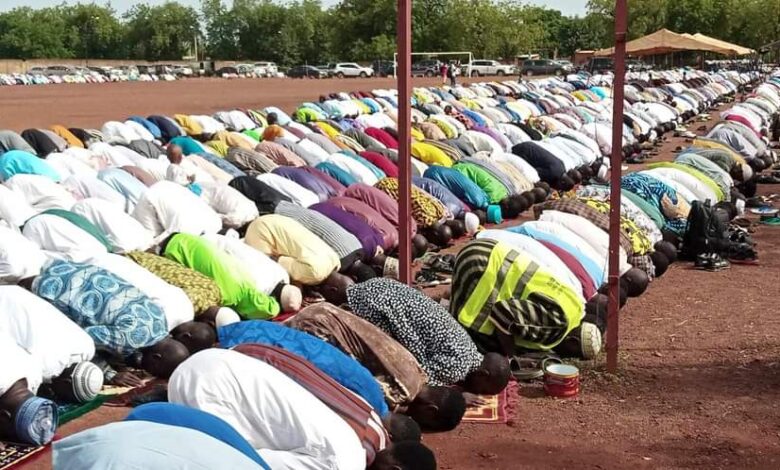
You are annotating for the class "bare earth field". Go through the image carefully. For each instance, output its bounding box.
[4,78,780,470]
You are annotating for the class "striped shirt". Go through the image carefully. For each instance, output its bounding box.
[235,343,388,466]
[226,147,278,175]
[274,201,362,261]
[450,239,583,351]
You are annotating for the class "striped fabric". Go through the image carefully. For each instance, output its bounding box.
[226,147,278,175]
[274,201,362,260]
[450,239,582,351]
[234,343,387,466]
[534,198,634,256]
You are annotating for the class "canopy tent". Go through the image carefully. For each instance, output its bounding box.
[595,29,735,57]
[690,33,754,56]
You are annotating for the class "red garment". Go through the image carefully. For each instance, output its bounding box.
[235,344,388,466]
[537,240,597,300]
[365,128,398,150]
[359,151,399,178]
[724,114,761,137]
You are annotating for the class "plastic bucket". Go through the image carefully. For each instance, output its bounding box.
[543,362,580,398]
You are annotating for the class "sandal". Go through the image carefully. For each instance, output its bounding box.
[509,353,561,381]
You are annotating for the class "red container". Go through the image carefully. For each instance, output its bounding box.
[543,363,580,398]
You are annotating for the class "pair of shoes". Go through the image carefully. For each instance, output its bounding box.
[694,253,730,271]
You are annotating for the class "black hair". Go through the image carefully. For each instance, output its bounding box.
[654,240,678,263]
[499,197,523,219]
[651,250,670,278]
[370,442,437,470]
[473,209,487,225]
[567,169,583,184]
[266,112,278,126]
[351,262,378,283]
[444,219,466,238]
[385,413,422,442]
[622,267,649,297]
[530,187,547,203]
[415,387,466,432]
[557,174,575,192]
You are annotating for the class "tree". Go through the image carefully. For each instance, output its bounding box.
[63,4,126,59]
[124,2,200,61]
[0,7,75,59]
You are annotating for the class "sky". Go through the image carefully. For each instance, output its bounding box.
[1,0,589,16]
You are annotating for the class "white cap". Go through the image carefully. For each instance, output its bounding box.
[215,307,241,328]
[464,212,480,236]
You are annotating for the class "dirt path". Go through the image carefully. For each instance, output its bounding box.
[7,82,780,469]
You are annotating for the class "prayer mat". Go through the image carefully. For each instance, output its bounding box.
[0,442,49,470]
[105,379,166,407]
[57,394,110,425]
[462,381,517,424]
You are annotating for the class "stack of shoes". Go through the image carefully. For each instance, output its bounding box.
[694,253,730,271]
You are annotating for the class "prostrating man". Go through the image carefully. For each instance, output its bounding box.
[0,341,58,445]
[228,175,292,214]
[97,167,148,213]
[169,349,436,470]
[0,286,103,403]
[197,181,259,230]
[244,214,348,295]
[274,201,366,273]
[347,278,510,396]
[0,150,61,182]
[323,196,398,252]
[125,251,223,316]
[234,343,394,466]
[449,239,601,359]
[288,302,468,432]
[70,198,155,253]
[52,420,261,470]
[309,201,386,261]
[132,181,222,244]
[24,259,192,378]
[165,144,214,186]
[23,209,114,262]
[123,402,270,469]
[162,233,281,319]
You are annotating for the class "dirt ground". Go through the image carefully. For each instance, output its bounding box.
[5,79,780,470]
[0,76,485,131]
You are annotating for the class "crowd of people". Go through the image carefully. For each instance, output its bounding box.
[0,66,777,469]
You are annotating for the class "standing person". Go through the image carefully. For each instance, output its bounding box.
[440,62,448,84]
[447,61,457,87]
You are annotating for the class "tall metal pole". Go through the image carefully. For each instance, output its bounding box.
[607,0,628,373]
[396,0,413,285]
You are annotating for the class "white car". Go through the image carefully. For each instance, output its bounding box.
[254,62,278,77]
[332,63,374,78]
[469,60,515,77]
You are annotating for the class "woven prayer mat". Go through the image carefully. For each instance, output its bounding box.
[461,381,517,424]
[57,394,110,425]
[0,441,48,470]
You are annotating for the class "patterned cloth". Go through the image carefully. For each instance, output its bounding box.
[32,259,167,357]
[580,198,653,255]
[125,251,222,315]
[576,185,663,244]
[347,278,483,387]
[374,177,446,228]
[621,173,689,235]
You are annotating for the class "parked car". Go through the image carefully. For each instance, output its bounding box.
[469,60,514,77]
[43,65,76,76]
[28,67,46,75]
[316,65,333,77]
[412,59,441,77]
[583,57,614,74]
[288,65,326,79]
[521,59,566,76]
[554,60,575,72]
[372,60,396,77]
[171,65,194,77]
[331,62,374,78]
[215,66,239,78]
[254,61,278,77]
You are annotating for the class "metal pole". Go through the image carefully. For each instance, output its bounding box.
[397,0,413,285]
[607,0,628,373]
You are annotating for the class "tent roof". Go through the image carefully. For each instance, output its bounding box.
[691,33,754,56]
[595,29,734,57]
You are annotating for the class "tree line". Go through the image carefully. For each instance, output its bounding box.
[0,0,778,65]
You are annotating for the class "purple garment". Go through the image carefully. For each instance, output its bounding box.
[474,126,510,151]
[324,197,397,250]
[310,202,383,258]
[272,166,332,202]
[298,166,345,197]
[343,183,417,235]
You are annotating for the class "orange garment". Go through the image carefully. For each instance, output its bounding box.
[262,125,285,142]
[50,125,84,148]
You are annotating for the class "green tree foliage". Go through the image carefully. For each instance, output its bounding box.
[0,0,779,63]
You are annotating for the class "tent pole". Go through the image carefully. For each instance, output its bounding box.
[396,0,413,285]
[607,0,627,374]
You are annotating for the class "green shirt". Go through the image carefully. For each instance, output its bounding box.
[163,233,280,319]
[453,162,508,204]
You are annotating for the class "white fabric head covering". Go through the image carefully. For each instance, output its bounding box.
[464,212,480,236]
[280,285,302,312]
[215,307,240,328]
